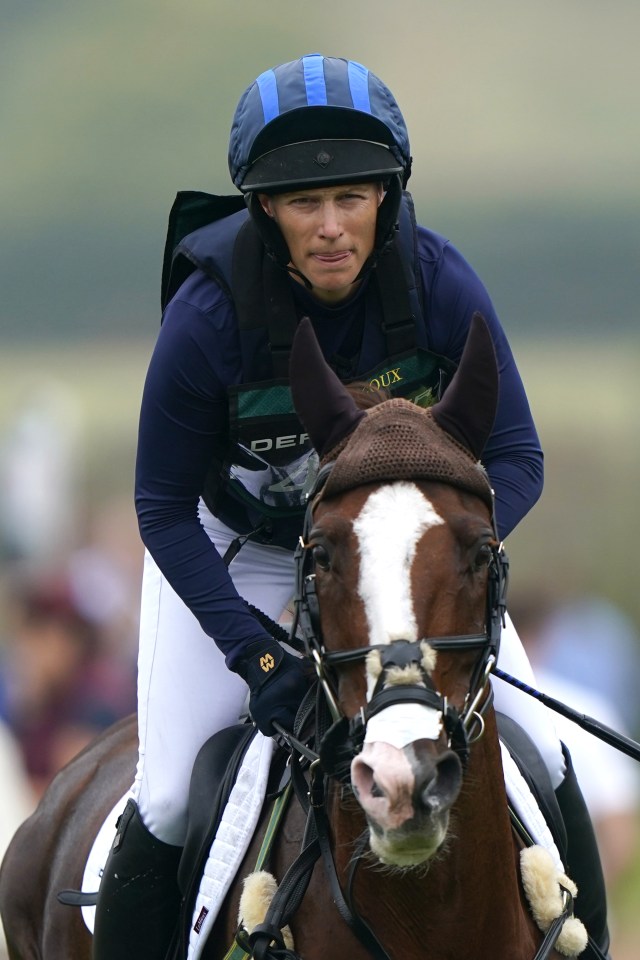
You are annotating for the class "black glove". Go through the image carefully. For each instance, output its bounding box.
[234,638,310,736]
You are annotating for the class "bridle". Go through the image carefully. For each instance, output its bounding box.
[249,466,574,960]
[291,461,510,774]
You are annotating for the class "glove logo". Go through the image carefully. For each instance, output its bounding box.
[259,653,275,673]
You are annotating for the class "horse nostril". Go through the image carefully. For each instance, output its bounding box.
[418,751,462,814]
[418,772,440,813]
[351,757,375,800]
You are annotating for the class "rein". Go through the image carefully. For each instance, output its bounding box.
[495,667,640,762]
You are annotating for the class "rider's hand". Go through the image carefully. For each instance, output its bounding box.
[233,638,310,736]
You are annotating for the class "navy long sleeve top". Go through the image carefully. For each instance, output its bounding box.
[135,224,543,664]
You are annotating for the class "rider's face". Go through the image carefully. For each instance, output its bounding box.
[259,182,384,304]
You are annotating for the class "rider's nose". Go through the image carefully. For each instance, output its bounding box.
[318,202,342,238]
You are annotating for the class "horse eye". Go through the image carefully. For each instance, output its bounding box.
[473,544,493,570]
[312,544,331,571]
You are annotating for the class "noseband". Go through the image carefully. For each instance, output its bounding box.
[292,463,510,776]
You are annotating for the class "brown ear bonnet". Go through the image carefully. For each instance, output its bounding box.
[289,313,498,509]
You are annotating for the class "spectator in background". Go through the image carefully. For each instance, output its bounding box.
[537,596,640,736]
[512,592,640,889]
[66,494,144,665]
[0,573,136,797]
[0,382,82,565]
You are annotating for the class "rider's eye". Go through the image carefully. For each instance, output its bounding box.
[312,544,331,571]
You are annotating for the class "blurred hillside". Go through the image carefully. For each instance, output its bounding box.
[2,0,639,342]
[2,1,639,616]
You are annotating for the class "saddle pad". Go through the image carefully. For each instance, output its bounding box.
[186,732,273,960]
[500,741,564,872]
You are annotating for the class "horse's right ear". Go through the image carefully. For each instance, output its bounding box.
[290,317,365,458]
[431,313,499,460]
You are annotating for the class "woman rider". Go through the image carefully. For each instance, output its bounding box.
[92,54,609,960]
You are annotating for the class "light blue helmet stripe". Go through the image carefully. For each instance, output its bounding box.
[255,69,280,123]
[302,54,328,106]
[347,60,371,113]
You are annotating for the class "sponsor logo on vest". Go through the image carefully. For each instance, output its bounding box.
[250,433,309,453]
[260,653,275,672]
[368,367,403,390]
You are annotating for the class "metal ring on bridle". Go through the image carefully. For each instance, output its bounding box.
[466,712,486,745]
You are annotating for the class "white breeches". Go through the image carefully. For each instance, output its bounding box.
[132,505,565,844]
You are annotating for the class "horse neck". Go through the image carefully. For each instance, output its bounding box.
[447,710,522,888]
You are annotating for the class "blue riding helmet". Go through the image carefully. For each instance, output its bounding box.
[229,54,411,193]
[228,55,413,271]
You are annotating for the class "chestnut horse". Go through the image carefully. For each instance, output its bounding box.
[0,316,568,960]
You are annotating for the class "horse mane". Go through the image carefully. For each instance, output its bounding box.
[345,381,390,410]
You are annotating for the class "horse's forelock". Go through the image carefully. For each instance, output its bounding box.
[345,381,391,410]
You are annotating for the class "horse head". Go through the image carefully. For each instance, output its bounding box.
[290,315,507,869]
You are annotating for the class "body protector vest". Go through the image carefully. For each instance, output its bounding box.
[161,191,456,549]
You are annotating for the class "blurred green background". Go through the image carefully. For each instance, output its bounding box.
[1,0,639,953]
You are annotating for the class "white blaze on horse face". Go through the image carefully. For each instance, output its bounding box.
[354,482,446,744]
[353,481,444,648]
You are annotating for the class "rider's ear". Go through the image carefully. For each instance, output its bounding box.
[257,194,275,218]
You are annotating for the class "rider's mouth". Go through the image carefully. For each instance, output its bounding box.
[311,251,352,265]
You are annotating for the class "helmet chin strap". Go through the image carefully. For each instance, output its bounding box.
[285,263,314,291]
[245,191,291,262]
[350,174,403,284]
[242,194,312,289]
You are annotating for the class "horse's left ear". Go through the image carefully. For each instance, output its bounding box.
[431,313,499,459]
[290,316,365,457]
